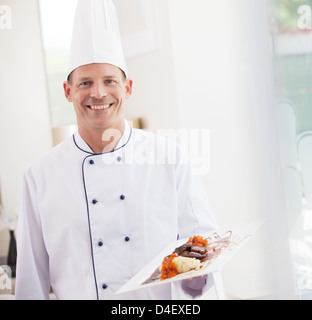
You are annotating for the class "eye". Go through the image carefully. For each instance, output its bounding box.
[79,81,91,87]
[105,79,116,85]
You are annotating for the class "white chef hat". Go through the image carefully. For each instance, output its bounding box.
[67,0,128,79]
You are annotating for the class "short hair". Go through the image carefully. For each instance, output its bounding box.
[67,72,73,84]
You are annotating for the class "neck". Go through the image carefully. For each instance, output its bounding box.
[78,122,125,154]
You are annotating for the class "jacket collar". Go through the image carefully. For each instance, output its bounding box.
[73,119,132,155]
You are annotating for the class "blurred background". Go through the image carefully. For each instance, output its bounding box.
[1,0,312,299]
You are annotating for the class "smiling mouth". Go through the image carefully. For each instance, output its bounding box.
[87,104,113,110]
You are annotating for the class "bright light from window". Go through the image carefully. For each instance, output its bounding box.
[39,0,77,51]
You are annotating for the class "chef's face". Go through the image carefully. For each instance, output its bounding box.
[63,63,132,133]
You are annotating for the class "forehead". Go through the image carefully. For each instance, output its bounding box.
[72,63,124,81]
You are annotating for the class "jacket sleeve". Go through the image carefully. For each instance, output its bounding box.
[176,147,218,239]
[174,146,219,299]
[15,168,50,300]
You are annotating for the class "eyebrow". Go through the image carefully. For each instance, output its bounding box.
[78,75,118,82]
[77,77,92,82]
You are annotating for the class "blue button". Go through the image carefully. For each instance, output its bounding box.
[98,241,103,247]
[102,284,108,290]
[89,159,95,165]
[120,195,125,200]
[117,156,122,162]
[125,236,130,242]
[92,199,98,205]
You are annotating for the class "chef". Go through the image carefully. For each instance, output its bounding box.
[15,0,218,300]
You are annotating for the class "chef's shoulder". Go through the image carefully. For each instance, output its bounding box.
[23,136,74,176]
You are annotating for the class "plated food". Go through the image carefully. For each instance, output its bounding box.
[142,232,232,284]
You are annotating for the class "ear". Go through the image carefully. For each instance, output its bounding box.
[63,81,73,102]
[124,79,133,99]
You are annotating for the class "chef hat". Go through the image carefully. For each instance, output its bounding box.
[67,0,128,79]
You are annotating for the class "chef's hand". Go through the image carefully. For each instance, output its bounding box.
[181,275,210,299]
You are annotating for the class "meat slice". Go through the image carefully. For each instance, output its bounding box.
[190,246,207,255]
[173,243,192,255]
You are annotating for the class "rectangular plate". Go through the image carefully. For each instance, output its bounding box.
[115,219,265,295]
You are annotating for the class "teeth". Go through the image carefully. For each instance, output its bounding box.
[90,105,111,110]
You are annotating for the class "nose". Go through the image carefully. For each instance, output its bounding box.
[90,81,108,99]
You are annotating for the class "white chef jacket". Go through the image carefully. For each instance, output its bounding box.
[15,120,218,300]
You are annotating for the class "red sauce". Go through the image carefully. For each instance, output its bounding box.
[160,235,208,281]
[187,235,208,247]
[160,253,179,280]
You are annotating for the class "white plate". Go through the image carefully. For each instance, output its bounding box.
[115,219,265,295]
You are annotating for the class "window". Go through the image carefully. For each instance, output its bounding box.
[267,0,312,299]
[268,0,312,133]
[39,0,77,127]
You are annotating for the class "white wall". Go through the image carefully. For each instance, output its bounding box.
[123,0,180,132]
[0,0,52,255]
